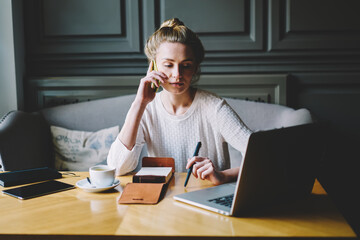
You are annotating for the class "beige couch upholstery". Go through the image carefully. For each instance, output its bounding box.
[0,93,313,171]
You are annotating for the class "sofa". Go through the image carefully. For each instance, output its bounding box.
[0,93,313,172]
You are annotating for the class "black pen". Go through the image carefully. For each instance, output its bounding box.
[184,141,202,187]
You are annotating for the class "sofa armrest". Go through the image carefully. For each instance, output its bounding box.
[0,111,53,171]
[279,108,314,128]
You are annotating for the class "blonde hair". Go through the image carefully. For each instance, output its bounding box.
[145,18,205,83]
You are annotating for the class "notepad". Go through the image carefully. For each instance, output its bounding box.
[133,167,173,183]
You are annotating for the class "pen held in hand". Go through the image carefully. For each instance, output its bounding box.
[184,141,202,187]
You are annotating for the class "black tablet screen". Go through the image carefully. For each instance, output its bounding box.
[2,180,75,200]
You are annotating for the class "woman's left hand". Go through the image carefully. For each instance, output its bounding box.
[186,157,226,185]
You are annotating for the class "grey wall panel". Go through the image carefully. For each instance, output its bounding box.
[42,0,122,36]
[25,0,140,54]
[160,0,263,51]
[292,72,360,135]
[269,0,360,51]
[161,0,246,33]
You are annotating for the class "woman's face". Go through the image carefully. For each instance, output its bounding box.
[155,42,197,95]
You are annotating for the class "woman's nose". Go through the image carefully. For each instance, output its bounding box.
[172,65,182,80]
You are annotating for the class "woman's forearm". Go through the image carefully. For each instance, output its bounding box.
[118,99,147,150]
[221,167,240,184]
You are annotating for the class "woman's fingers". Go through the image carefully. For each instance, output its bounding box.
[135,62,168,104]
[200,164,214,180]
[146,61,168,83]
[143,76,160,88]
[186,157,195,169]
[186,157,224,185]
[140,72,166,89]
[195,162,213,180]
[191,158,211,178]
[144,72,167,86]
[153,71,168,83]
[186,156,205,169]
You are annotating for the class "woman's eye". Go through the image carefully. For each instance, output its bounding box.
[164,64,172,68]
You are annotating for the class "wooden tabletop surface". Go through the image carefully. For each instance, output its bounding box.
[0,172,356,239]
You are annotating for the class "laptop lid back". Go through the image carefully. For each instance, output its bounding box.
[231,123,324,216]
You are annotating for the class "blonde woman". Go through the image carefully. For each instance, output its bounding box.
[107,18,252,185]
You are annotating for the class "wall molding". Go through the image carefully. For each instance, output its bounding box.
[27,74,287,110]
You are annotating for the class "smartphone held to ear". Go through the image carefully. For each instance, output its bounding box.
[151,60,160,92]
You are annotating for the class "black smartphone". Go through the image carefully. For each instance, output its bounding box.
[2,180,75,200]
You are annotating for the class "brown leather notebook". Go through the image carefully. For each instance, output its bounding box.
[133,167,173,183]
[141,157,175,172]
[118,183,165,204]
[118,157,174,205]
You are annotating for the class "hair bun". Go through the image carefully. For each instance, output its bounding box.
[160,18,185,29]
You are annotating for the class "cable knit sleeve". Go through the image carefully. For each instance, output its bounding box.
[216,100,252,156]
[107,124,145,176]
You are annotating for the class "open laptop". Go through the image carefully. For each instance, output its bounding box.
[173,123,324,216]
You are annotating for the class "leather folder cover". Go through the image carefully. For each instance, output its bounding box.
[141,157,175,172]
[118,157,174,204]
[118,183,165,204]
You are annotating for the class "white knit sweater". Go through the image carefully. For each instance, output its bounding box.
[107,89,252,175]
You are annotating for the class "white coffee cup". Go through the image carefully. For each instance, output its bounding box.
[89,165,116,188]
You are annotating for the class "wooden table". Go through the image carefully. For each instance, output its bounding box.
[0,172,356,239]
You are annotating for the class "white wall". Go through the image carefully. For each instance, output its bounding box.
[0,0,18,117]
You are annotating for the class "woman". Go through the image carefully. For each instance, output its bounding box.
[107,18,252,185]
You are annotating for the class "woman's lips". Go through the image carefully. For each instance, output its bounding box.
[169,82,184,87]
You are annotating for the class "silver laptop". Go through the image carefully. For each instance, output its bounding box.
[173,123,324,216]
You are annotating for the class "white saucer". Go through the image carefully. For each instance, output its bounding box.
[76,179,120,193]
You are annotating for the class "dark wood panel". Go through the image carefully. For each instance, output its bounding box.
[42,0,122,36]
[269,0,360,51]
[288,0,360,32]
[25,0,140,54]
[162,0,245,33]
[160,0,263,51]
[292,72,360,135]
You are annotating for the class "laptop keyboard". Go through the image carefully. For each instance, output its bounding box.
[208,194,234,207]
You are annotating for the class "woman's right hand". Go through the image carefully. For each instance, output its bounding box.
[135,61,168,105]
